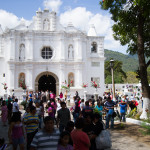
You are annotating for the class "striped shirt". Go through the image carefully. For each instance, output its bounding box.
[24,113,39,133]
[104,101,116,110]
[31,128,60,150]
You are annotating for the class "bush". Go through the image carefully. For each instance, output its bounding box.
[134,112,142,120]
[127,108,137,118]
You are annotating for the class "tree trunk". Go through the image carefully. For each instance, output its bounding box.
[137,11,150,119]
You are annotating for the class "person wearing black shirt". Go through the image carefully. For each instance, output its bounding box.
[7,100,12,124]
[89,113,104,150]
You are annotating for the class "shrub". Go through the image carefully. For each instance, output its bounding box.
[127,108,137,118]
[134,112,142,120]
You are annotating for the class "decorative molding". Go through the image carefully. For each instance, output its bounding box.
[7,60,85,65]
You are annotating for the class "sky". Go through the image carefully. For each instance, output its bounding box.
[0,0,128,54]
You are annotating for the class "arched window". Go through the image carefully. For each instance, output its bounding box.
[43,18,50,30]
[19,44,25,61]
[18,73,26,89]
[41,47,53,59]
[68,45,74,59]
[68,72,74,87]
[91,42,97,53]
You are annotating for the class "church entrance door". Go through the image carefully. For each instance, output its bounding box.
[38,75,56,94]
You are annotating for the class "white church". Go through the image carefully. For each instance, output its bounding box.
[0,8,105,98]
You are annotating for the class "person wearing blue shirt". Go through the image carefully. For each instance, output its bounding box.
[119,100,127,122]
[104,97,117,129]
[95,100,103,121]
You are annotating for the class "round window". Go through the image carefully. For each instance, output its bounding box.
[41,47,53,59]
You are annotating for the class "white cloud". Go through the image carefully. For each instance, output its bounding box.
[43,0,62,12]
[60,7,92,30]
[88,13,111,35]
[60,7,127,54]
[0,9,30,30]
[0,9,20,30]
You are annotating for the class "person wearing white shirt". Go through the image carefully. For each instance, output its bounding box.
[12,99,19,114]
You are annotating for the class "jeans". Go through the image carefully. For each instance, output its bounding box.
[120,113,126,122]
[38,115,42,129]
[106,113,114,129]
[73,113,79,122]
[27,129,38,150]
[59,124,66,133]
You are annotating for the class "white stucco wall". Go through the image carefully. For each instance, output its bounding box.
[0,9,105,98]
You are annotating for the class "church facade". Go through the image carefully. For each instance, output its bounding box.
[0,8,105,98]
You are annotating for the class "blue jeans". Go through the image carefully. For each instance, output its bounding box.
[59,124,66,133]
[73,113,79,122]
[120,113,126,122]
[38,115,42,129]
[106,113,114,129]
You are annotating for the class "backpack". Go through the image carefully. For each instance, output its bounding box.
[95,122,112,149]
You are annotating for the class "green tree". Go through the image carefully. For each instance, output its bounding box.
[148,67,150,84]
[100,0,150,119]
[105,60,126,84]
[123,71,139,83]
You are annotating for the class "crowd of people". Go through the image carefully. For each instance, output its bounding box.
[0,90,140,150]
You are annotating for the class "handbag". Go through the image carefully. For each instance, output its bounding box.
[112,111,117,118]
[95,129,112,149]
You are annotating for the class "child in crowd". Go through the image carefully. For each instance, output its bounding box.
[57,131,73,150]
[1,101,8,126]
[47,102,55,119]
[8,112,25,150]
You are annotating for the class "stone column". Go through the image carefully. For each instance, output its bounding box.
[74,38,82,61]
[75,64,83,88]
[9,37,15,60]
[59,64,65,89]
[25,36,33,61]
[26,65,33,90]
[9,64,15,90]
[84,90,87,101]
[51,11,56,31]
[98,38,104,56]
[60,38,65,61]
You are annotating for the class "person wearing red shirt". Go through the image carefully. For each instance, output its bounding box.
[71,118,91,150]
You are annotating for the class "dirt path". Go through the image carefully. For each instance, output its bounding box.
[110,131,150,150]
[109,122,150,150]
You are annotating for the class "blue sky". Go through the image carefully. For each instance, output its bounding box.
[0,0,107,19]
[0,0,128,54]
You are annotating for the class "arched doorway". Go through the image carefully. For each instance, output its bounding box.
[38,75,56,93]
[35,72,59,96]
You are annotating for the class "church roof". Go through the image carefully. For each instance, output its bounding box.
[14,18,28,30]
[65,22,84,34]
[87,24,97,36]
